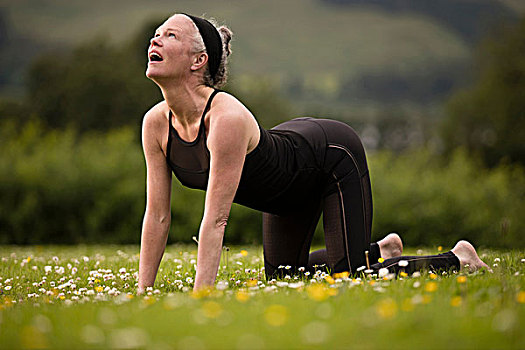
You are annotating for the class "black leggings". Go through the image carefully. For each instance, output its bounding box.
[262,118,460,279]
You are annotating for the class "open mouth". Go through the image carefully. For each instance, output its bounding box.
[149,52,163,62]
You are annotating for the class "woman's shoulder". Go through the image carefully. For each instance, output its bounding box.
[144,100,169,120]
[211,91,254,122]
[208,91,261,152]
[143,100,170,131]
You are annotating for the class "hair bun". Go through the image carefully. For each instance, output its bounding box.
[218,26,233,57]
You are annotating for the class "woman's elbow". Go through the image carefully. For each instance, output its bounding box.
[157,214,171,225]
[203,213,229,230]
[144,210,171,227]
[215,214,229,229]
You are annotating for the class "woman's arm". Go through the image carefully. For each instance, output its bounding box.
[193,102,254,290]
[138,107,172,294]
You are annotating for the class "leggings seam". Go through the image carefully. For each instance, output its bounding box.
[327,143,363,177]
[334,176,352,274]
[328,144,370,265]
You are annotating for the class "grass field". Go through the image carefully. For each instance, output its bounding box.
[0,245,524,349]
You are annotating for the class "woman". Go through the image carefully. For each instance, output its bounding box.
[137,13,489,293]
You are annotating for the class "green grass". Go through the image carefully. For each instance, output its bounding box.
[0,245,524,349]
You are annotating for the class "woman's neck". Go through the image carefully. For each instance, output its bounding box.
[160,80,214,127]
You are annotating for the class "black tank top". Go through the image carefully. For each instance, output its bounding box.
[166,90,323,215]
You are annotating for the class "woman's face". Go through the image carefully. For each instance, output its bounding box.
[145,15,197,83]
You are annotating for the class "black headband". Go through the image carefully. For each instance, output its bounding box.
[183,14,223,80]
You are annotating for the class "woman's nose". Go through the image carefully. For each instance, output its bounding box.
[150,36,162,47]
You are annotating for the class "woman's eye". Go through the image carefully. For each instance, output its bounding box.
[168,33,176,38]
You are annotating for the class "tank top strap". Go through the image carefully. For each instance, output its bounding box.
[168,89,221,142]
[168,109,175,130]
[199,89,221,131]
[197,89,220,142]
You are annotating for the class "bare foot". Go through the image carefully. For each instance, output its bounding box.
[378,233,403,259]
[451,240,492,272]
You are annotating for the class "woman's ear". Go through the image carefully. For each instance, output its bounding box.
[190,52,208,71]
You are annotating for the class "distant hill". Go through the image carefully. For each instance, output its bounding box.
[321,0,517,42]
[1,0,521,112]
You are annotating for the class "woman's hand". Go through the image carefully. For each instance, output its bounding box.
[137,105,173,293]
[193,95,258,290]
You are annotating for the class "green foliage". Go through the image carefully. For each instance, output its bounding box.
[1,122,523,248]
[370,149,525,248]
[340,61,468,105]
[442,17,525,167]
[227,77,295,129]
[0,120,260,245]
[0,121,145,244]
[27,36,161,132]
[0,99,31,125]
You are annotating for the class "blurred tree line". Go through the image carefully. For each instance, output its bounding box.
[0,9,50,96]
[442,18,525,167]
[5,17,292,133]
[0,16,524,247]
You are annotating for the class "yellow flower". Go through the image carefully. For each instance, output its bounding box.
[327,288,338,297]
[26,257,31,263]
[143,296,156,306]
[94,279,101,284]
[246,279,258,287]
[59,295,65,300]
[191,288,212,299]
[126,293,134,299]
[306,284,329,301]
[456,276,467,284]
[422,294,432,304]
[450,296,462,307]
[429,273,437,280]
[376,298,397,319]
[240,250,248,257]
[94,286,104,293]
[424,282,438,293]
[202,301,222,319]
[369,280,376,286]
[264,305,289,326]
[438,246,443,252]
[333,271,350,279]
[517,291,525,304]
[399,272,408,278]
[401,298,414,312]
[235,290,250,303]
[378,258,385,263]
[324,276,335,285]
